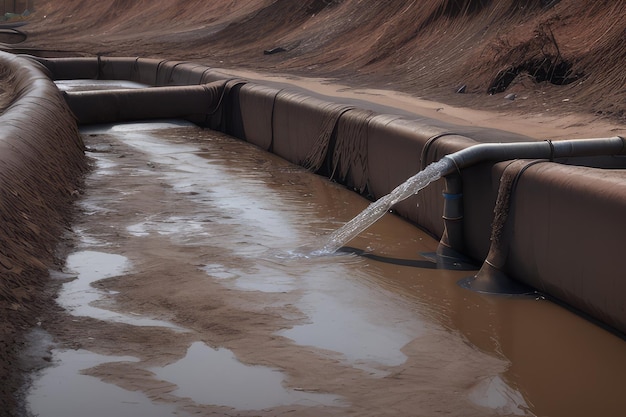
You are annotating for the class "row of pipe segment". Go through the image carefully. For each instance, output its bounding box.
[17,54,626,335]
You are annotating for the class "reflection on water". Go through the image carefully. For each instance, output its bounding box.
[200,253,423,375]
[28,349,181,417]
[201,261,297,293]
[151,342,342,409]
[55,79,148,92]
[468,375,530,416]
[279,290,414,375]
[101,130,306,255]
[458,295,626,417]
[59,250,185,331]
[127,216,210,243]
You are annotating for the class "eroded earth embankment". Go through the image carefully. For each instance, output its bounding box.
[17,0,626,120]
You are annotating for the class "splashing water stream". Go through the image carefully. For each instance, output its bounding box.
[318,158,455,254]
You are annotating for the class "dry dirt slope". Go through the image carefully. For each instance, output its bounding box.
[20,0,626,120]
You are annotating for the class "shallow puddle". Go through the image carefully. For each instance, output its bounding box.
[58,250,184,331]
[28,349,181,417]
[151,341,342,409]
[279,289,416,375]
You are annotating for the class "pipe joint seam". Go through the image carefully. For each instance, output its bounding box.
[545,139,555,161]
[421,132,460,170]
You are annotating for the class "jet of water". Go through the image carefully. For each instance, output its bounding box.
[317,158,455,254]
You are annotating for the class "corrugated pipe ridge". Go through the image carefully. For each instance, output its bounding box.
[0,52,88,406]
[34,56,626,335]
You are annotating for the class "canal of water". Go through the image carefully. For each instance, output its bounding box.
[22,82,626,417]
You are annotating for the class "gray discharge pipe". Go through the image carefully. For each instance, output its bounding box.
[444,136,626,169]
[437,136,626,294]
[435,135,626,292]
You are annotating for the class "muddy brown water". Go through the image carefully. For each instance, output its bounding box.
[24,117,626,416]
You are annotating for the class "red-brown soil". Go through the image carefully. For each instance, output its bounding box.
[17,0,626,121]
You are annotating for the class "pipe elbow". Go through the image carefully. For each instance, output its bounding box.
[442,136,626,173]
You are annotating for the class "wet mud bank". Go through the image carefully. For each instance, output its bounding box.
[0,52,87,413]
[34,55,626,337]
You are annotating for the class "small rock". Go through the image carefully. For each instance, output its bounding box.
[456,85,467,94]
[504,93,517,101]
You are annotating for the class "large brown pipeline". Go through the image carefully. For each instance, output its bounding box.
[63,82,230,126]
